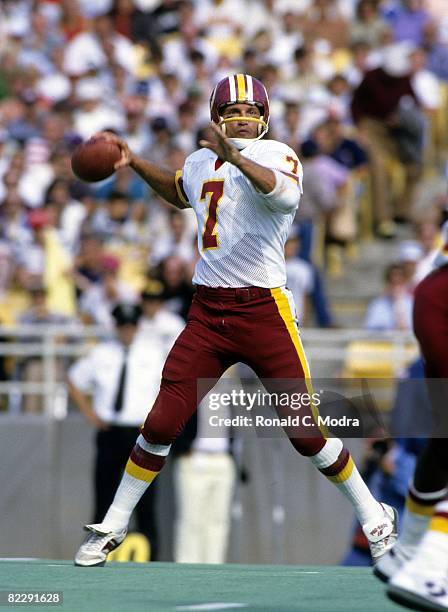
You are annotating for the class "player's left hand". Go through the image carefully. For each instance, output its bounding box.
[199,122,243,166]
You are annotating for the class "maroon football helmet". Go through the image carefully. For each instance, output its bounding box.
[209,74,270,138]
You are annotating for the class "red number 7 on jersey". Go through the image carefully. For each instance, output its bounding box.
[200,179,224,250]
[286,155,299,175]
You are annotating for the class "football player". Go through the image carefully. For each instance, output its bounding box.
[377,223,448,611]
[75,74,397,566]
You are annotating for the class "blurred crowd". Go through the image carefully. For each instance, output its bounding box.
[0,0,447,333]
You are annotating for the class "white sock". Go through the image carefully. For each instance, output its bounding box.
[399,485,448,555]
[309,438,383,525]
[101,435,170,532]
[410,502,448,574]
[102,470,153,531]
[399,512,431,555]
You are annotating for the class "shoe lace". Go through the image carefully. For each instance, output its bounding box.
[83,531,112,553]
[370,537,388,555]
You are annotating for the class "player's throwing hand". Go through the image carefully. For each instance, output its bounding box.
[91,131,133,170]
[199,122,242,166]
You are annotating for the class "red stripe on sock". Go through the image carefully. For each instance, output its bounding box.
[434,511,448,520]
[130,445,165,472]
[319,448,350,477]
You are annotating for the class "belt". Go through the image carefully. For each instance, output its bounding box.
[195,285,272,303]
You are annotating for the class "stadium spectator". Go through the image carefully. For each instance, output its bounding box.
[0,186,31,252]
[351,42,424,238]
[267,10,303,66]
[73,79,126,140]
[157,255,195,321]
[408,45,442,114]
[74,234,108,296]
[17,282,75,413]
[413,219,440,284]
[108,0,157,46]
[123,96,152,157]
[325,74,352,123]
[297,132,349,247]
[44,178,87,254]
[343,40,376,87]
[16,208,77,317]
[396,239,424,293]
[59,0,89,41]
[146,116,175,164]
[364,263,414,331]
[150,209,195,266]
[383,0,432,46]
[350,0,390,49]
[137,278,184,348]
[196,0,246,60]
[90,190,134,244]
[301,0,350,51]
[79,253,138,327]
[150,0,184,38]
[280,45,331,107]
[423,21,448,81]
[274,100,302,151]
[0,236,15,300]
[174,101,200,154]
[304,117,368,170]
[63,13,137,77]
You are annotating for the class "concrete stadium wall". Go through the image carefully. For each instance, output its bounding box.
[0,415,363,564]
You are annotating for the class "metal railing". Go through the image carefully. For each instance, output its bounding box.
[0,325,418,418]
[0,324,109,417]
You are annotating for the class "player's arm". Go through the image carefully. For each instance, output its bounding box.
[200,123,300,213]
[67,380,109,430]
[67,356,109,430]
[91,132,188,210]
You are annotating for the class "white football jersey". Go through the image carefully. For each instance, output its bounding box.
[175,139,303,288]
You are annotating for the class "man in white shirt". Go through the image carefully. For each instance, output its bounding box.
[75,74,397,567]
[364,263,414,331]
[136,278,185,353]
[68,304,163,559]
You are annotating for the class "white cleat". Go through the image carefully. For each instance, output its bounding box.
[388,563,448,611]
[373,542,413,583]
[363,503,398,565]
[74,523,127,567]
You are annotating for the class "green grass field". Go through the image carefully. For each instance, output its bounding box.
[0,561,405,612]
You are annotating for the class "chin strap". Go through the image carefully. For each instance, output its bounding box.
[227,137,259,150]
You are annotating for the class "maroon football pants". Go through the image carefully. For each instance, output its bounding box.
[412,265,448,487]
[141,286,325,457]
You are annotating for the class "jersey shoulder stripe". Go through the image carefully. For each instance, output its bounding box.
[174,170,191,208]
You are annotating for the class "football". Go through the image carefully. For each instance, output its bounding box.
[71,137,122,182]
